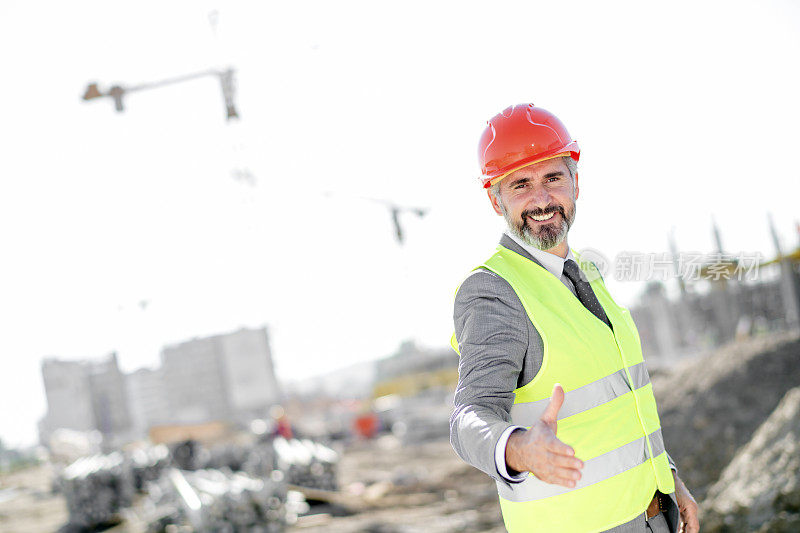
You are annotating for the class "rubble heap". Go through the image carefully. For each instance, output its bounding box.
[652,332,800,498]
[701,387,800,532]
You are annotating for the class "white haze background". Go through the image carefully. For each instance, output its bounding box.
[2,0,799,446]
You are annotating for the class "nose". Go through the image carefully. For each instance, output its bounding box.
[527,184,553,210]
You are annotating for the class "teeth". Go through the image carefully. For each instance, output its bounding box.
[530,212,555,221]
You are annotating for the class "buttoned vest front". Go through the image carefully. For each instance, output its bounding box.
[452,246,675,532]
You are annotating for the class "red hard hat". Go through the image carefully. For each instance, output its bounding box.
[478,104,580,189]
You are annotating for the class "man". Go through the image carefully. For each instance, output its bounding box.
[449,104,699,533]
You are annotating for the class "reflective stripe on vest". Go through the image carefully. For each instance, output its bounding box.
[509,361,651,423]
[465,245,675,533]
[498,428,666,502]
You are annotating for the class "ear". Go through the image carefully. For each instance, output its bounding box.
[488,189,504,216]
[573,172,579,201]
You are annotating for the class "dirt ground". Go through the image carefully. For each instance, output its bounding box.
[0,464,68,533]
[291,435,505,533]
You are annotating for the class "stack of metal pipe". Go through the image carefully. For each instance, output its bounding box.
[59,452,134,528]
[204,441,275,479]
[142,467,291,531]
[55,436,337,530]
[130,444,171,492]
[271,438,339,491]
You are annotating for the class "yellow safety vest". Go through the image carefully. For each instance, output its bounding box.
[452,245,674,532]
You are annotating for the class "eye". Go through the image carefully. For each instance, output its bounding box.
[547,176,560,183]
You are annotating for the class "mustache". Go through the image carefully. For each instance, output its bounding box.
[521,205,564,220]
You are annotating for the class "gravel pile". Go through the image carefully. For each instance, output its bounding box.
[701,386,800,532]
[652,331,800,499]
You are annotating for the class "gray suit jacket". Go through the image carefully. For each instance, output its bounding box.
[450,235,680,533]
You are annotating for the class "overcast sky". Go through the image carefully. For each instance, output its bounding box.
[2,0,799,447]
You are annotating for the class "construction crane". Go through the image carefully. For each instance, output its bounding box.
[81,65,257,185]
[323,192,428,245]
[81,68,239,121]
[387,202,428,245]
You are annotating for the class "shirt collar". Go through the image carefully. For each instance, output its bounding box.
[504,231,576,279]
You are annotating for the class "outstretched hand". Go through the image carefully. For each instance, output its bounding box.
[505,383,584,487]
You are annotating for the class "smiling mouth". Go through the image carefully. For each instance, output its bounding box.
[528,212,559,223]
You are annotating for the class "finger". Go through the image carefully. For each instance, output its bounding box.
[546,451,584,470]
[540,383,565,425]
[547,464,582,483]
[547,476,578,488]
[533,466,577,488]
[532,457,582,488]
[538,470,580,488]
[544,435,576,457]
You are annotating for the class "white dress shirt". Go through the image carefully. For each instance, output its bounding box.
[494,232,578,482]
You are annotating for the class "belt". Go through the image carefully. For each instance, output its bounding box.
[645,492,664,519]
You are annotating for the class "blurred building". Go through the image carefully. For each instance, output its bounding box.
[374,340,457,398]
[39,353,132,447]
[39,326,281,447]
[633,271,798,363]
[161,335,231,424]
[89,353,134,439]
[159,326,281,426]
[217,326,282,419]
[631,221,800,364]
[125,367,169,438]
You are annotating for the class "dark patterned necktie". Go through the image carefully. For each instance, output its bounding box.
[562,259,613,330]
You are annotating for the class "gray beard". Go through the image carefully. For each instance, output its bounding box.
[499,202,574,251]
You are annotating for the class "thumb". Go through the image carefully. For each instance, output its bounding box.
[540,383,565,427]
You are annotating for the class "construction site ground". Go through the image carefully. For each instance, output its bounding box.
[0,436,504,533]
[292,435,505,532]
[0,464,68,533]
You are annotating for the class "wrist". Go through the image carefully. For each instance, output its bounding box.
[505,428,527,473]
[672,471,688,496]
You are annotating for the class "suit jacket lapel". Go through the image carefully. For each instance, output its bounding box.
[499,234,547,270]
